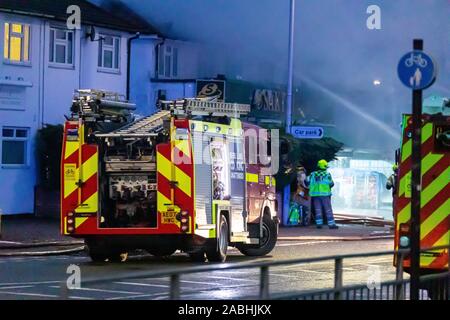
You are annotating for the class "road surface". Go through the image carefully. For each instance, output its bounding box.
[0,238,405,300]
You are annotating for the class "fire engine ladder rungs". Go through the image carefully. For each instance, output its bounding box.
[161,99,251,118]
[95,110,170,138]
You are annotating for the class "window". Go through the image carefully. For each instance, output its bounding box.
[98,35,120,70]
[1,127,29,166]
[3,23,30,63]
[158,45,178,78]
[49,27,74,65]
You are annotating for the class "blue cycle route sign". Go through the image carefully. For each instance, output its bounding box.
[397,51,436,90]
[291,126,324,139]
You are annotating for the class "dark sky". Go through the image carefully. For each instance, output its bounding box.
[94,0,449,155]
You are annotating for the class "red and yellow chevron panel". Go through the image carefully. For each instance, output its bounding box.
[395,116,449,270]
[61,121,99,235]
[155,118,195,233]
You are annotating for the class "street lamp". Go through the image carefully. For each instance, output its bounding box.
[283,0,296,227]
[373,79,382,86]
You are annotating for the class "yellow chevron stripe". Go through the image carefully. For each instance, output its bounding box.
[420,198,450,240]
[421,123,433,143]
[64,153,98,199]
[401,139,411,162]
[402,123,433,168]
[420,231,449,267]
[157,191,172,213]
[157,152,173,181]
[399,172,411,198]
[397,203,411,225]
[75,192,98,213]
[174,139,191,159]
[157,151,191,197]
[421,166,450,207]
[64,141,79,160]
[75,217,88,229]
[398,168,448,226]
[399,152,444,197]
[174,165,191,197]
[421,153,444,176]
[80,152,98,182]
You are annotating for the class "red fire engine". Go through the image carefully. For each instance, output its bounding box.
[61,90,279,262]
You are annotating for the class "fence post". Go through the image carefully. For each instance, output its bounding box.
[395,251,404,300]
[170,274,181,300]
[334,258,343,300]
[259,266,270,299]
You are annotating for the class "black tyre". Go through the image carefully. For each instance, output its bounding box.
[206,215,229,262]
[88,250,109,262]
[188,250,207,262]
[237,214,277,257]
[147,247,177,257]
[85,242,109,262]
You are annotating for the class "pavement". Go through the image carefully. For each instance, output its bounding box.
[278,224,393,241]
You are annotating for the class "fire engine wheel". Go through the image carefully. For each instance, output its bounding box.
[188,250,207,262]
[206,215,229,263]
[85,241,108,262]
[87,251,109,263]
[85,240,128,263]
[237,214,277,257]
[147,247,177,257]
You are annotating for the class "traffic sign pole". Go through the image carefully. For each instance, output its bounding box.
[397,39,436,300]
[410,39,423,301]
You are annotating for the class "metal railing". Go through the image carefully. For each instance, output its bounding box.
[60,245,449,300]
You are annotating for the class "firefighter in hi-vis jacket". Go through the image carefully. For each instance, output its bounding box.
[307,160,339,229]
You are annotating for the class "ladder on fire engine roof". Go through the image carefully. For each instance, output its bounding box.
[95,98,251,138]
[95,109,171,138]
[159,98,251,118]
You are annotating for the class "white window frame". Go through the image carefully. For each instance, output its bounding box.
[1,127,30,168]
[158,44,178,78]
[3,22,31,66]
[98,34,120,73]
[49,26,74,68]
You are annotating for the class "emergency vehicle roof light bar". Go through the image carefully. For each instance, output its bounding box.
[159,98,251,118]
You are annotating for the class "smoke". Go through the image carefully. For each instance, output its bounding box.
[92,0,449,155]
